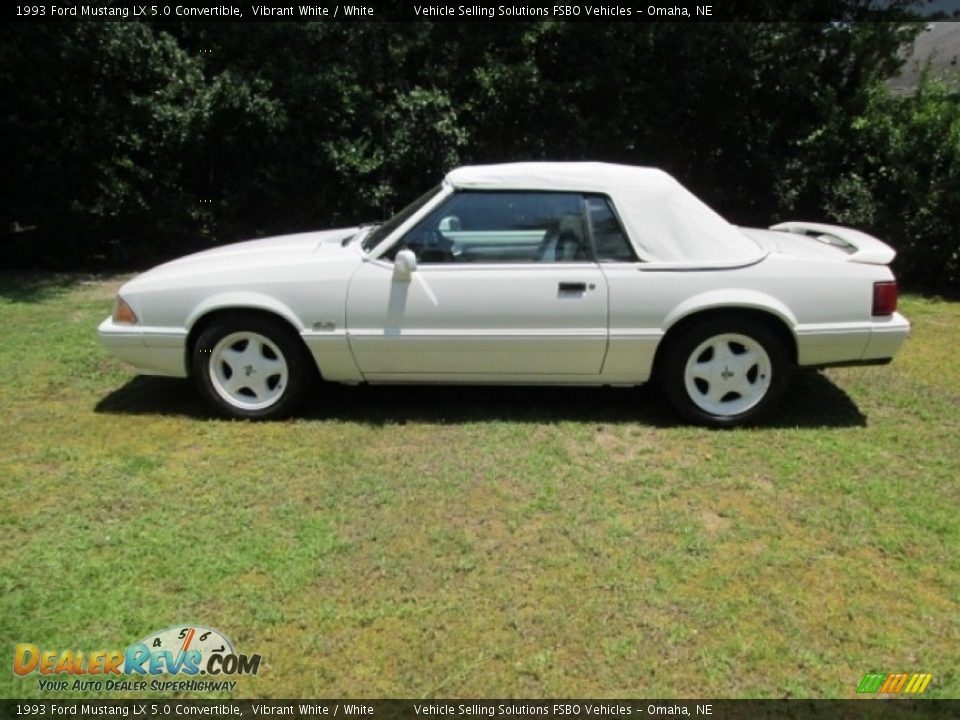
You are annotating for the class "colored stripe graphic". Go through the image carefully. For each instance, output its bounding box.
[858,672,932,694]
[880,673,908,693]
[856,673,885,693]
[904,673,933,693]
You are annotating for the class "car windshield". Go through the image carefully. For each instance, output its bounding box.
[361,184,443,252]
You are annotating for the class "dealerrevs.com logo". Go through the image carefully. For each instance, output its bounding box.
[857,672,933,695]
[13,625,262,693]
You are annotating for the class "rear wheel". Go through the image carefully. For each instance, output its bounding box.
[192,315,315,419]
[659,317,790,427]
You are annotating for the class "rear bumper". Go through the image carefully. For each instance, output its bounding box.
[796,312,910,368]
[860,312,911,363]
[98,317,189,378]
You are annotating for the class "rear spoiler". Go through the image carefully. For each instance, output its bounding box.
[770,221,896,265]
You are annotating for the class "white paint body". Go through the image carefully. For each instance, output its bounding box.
[98,163,909,385]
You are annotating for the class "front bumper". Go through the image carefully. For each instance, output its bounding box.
[98,317,189,378]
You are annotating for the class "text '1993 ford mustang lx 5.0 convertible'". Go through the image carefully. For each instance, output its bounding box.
[99,162,909,426]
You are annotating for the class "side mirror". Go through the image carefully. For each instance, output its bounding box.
[393,249,417,282]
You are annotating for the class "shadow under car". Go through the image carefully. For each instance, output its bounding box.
[94,370,866,429]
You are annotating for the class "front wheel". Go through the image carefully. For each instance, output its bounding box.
[192,315,316,420]
[659,317,790,427]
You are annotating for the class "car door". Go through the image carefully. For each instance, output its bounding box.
[345,191,609,379]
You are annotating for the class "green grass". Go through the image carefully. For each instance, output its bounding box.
[0,273,958,699]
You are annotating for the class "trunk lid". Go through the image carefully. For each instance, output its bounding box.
[739,222,897,265]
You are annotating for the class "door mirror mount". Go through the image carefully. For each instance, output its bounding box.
[393,249,417,282]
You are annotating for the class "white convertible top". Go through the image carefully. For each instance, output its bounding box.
[445,162,764,265]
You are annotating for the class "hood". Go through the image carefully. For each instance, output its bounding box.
[135,227,359,283]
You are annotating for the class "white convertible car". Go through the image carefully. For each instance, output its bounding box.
[99,162,909,426]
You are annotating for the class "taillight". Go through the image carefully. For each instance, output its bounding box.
[872,281,898,316]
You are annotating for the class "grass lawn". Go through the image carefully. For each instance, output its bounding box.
[0,273,957,699]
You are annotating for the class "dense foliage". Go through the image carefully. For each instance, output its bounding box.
[2,21,957,289]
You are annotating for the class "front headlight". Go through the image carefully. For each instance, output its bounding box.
[112,295,138,325]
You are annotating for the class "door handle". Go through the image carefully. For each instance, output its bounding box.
[558,282,587,293]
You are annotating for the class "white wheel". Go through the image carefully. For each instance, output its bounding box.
[683,333,772,417]
[209,331,290,411]
[660,317,790,427]
[193,315,316,419]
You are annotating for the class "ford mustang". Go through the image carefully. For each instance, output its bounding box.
[98,162,910,426]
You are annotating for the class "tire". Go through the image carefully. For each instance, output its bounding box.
[192,314,316,420]
[658,317,790,427]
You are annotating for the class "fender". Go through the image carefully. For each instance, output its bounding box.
[662,289,799,333]
[186,291,306,332]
